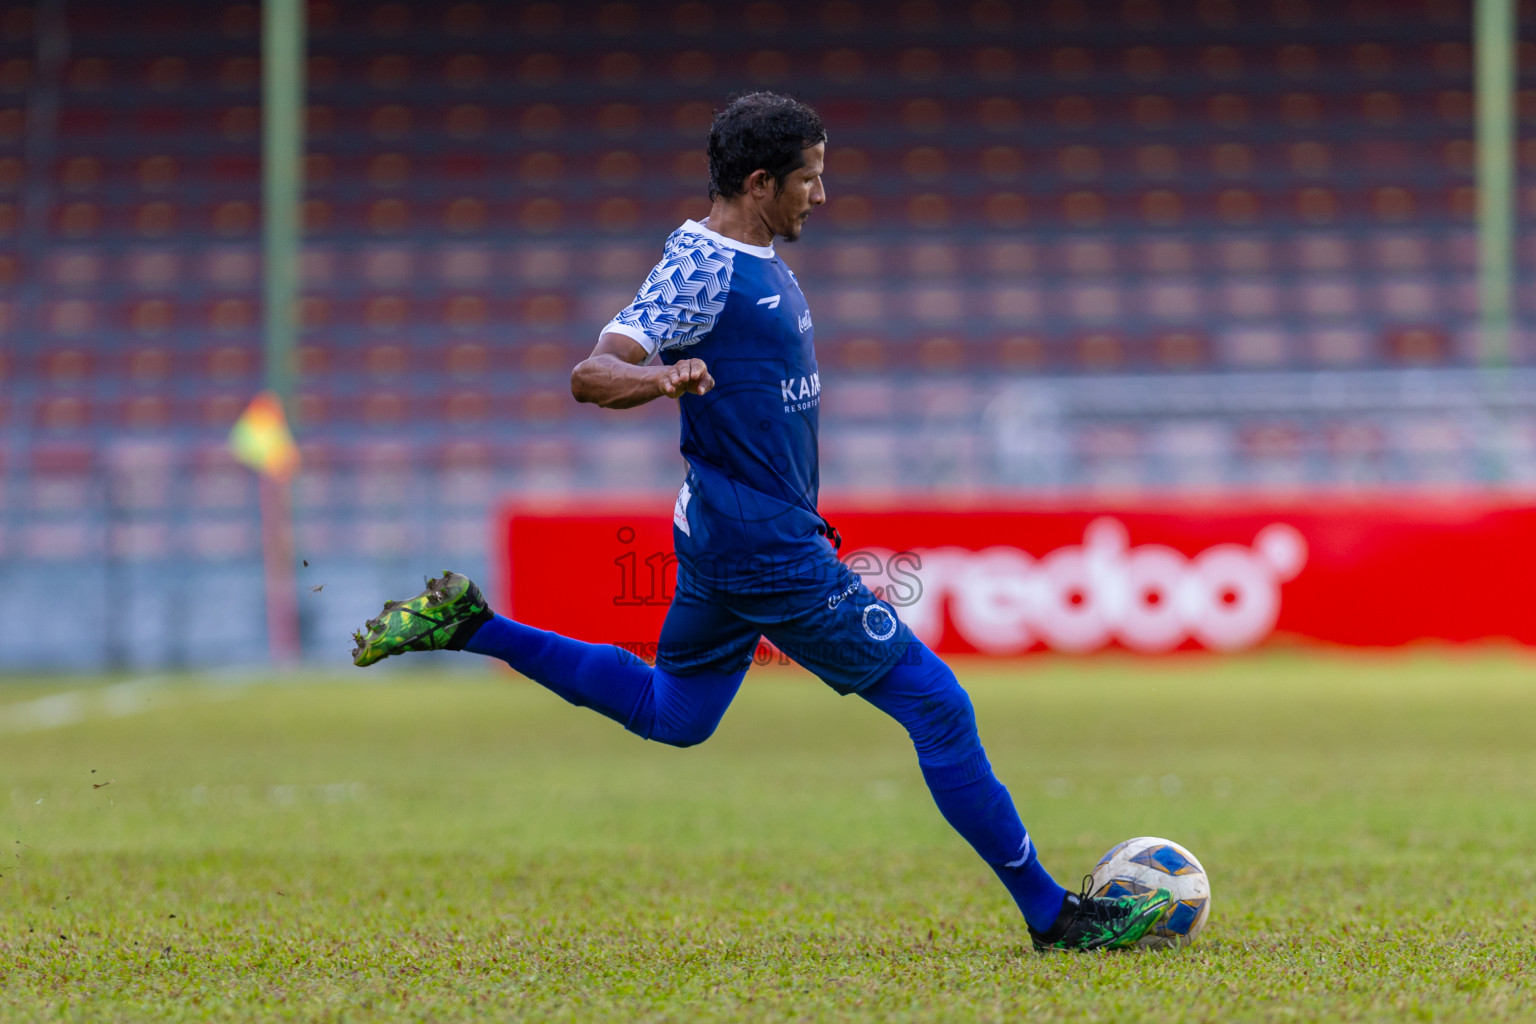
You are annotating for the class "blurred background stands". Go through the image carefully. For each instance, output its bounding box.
[2,0,1534,668]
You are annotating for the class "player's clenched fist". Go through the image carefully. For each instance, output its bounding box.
[657,358,714,399]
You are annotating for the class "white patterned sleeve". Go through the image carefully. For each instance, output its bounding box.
[601,236,734,357]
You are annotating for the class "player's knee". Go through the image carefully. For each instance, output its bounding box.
[650,716,720,748]
[922,686,978,748]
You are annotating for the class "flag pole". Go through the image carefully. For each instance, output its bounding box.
[261,0,305,663]
[1476,0,1516,373]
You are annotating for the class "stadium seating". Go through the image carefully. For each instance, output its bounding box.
[4,0,1534,667]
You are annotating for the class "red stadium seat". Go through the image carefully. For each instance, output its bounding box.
[443,53,488,89]
[1206,93,1249,130]
[440,388,492,428]
[996,335,1047,372]
[363,343,412,381]
[1057,143,1103,181]
[905,193,951,230]
[1154,331,1209,370]
[519,52,562,88]
[1292,186,1339,226]
[1385,326,1450,366]
[205,297,256,336]
[47,248,104,289]
[820,46,864,84]
[199,393,244,430]
[1126,45,1169,81]
[1215,188,1262,227]
[119,394,173,431]
[122,347,172,384]
[902,98,946,135]
[1372,233,1431,271]
[369,54,414,90]
[367,104,414,142]
[363,294,412,333]
[443,341,489,378]
[1131,94,1177,131]
[1139,189,1185,227]
[219,56,259,92]
[126,298,175,338]
[1053,95,1095,132]
[975,95,1021,134]
[1288,140,1332,178]
[520,385,570,424]
[440,293,489,333]
[56,155,102,192]
[211,199,256,238]
[440,103,489,142]
[55,200,101,240]
[367,152,411,189]
[829,336,885,372]
[1202,44,1245,80]
[917,336,965,372]
[46,298,98,339]
[41,347,92,384]
[205,345,255,383]
[519,291,573,331]
[130,200,176,239]
[1060,190,1108,229]
[1309,326,1371,366]
[1359,91,1405,129]
[1352,42,1394,79]
[1075,333,1125,372]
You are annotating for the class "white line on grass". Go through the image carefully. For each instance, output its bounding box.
[0,674,253,736]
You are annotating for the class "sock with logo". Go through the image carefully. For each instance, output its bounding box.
[464,614,744,746]
[858,641,1068,932]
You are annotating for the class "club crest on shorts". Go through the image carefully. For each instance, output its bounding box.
[861,603,898,641]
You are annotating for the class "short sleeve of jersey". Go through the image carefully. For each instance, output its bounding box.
[601,229,735,356]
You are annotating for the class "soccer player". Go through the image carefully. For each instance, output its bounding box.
[351,92,1171,951]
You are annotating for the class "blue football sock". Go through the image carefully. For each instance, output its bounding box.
[464,615,744,746]
[859,642,1068,932]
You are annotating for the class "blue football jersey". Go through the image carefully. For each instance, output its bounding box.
[603,219,825,587]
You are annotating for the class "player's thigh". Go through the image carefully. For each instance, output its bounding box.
[656,583,761,678]
[754,564,918,695]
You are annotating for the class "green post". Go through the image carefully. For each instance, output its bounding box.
[260,0,305,663]
[1476,0,1516,370]
[263,0,304,405]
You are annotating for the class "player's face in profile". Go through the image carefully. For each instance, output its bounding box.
[768,142,826,242]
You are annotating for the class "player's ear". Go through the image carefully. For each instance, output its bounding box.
[745,168,773,198]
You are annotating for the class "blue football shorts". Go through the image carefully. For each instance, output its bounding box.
[655,540,918,695]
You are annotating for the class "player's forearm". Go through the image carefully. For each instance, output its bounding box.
[570,354,666,409]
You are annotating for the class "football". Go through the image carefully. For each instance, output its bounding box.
[1090,836,1211,949]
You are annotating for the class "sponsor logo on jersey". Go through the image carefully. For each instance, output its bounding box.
[780,372,821,412]
[798,309,813,333]
[757,294,782,309]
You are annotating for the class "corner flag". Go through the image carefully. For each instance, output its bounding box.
[229,391,299,481]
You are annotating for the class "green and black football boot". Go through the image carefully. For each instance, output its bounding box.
[1029,878,1174,952]
[350,571,494,667]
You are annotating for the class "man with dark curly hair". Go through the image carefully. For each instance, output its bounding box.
[350,92,1172,952]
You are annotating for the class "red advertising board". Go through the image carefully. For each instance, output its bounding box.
[499,496,1536,655]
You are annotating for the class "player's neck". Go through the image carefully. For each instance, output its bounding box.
[703,200,775,248]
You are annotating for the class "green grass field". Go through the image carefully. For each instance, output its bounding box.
[1,652,1533,1022]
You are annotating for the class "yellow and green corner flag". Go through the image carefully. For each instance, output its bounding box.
[229,391,299,481]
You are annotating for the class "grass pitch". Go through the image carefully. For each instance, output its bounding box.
[1,652,1533,1022]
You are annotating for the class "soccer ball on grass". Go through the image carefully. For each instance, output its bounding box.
[1090,836,1211,949]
